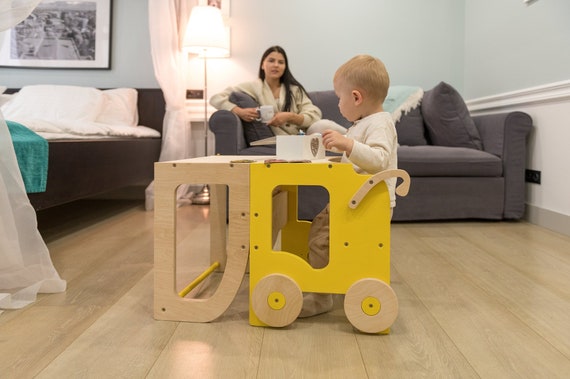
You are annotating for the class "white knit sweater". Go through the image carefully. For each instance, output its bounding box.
[210,79,322,135]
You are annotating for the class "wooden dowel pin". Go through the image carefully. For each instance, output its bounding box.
[179,261,221,298]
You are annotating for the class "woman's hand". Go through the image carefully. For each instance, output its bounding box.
[267,111,303,127]
[232,107,259,122]
[322,130,353,155]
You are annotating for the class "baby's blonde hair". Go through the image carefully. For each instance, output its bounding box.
[334,55,390,103]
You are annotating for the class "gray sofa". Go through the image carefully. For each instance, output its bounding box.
[209,82,533,222]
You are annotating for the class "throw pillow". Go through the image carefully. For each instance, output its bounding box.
[229,91,274,145]
[395,106,427,146]
[96,88,139,126]
[421,82,483,150]
[1,85,104,122]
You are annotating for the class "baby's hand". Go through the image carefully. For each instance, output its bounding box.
[322,130,353,154]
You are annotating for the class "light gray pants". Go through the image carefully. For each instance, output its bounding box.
[307,205,330,269]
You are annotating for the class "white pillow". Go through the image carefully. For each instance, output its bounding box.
[96,88,139,126]
[1,85,103,122]
[0,93,13,107]
[0,86,11,107]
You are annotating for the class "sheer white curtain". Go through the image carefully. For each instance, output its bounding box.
[0,0,66,312]
[145,0,197,210]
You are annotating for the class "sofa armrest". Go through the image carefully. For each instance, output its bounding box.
[473,111,533,219]
[209,110,247,155]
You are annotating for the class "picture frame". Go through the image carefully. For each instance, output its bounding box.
[0,0,112,69]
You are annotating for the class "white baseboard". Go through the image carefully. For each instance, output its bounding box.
[525,205,570,237]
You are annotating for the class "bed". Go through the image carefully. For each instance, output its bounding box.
[2,85,165,211]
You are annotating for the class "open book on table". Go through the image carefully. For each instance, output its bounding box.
[249,136,276,146]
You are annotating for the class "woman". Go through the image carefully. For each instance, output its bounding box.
[210,45,321,135]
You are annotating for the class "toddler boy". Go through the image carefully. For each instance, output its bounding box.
[300,54,398,317]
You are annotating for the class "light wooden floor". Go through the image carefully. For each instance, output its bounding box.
[1,199,570,378]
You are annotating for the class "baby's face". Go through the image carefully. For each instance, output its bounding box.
[334,78,360,122]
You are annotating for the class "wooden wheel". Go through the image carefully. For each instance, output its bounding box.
[251,274,303,327]
[344,278,398,334]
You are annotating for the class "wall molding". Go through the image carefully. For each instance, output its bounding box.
[466,79,570,113]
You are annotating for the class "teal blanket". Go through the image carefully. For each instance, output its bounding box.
[383,86,423,122]
[7,120,48,193]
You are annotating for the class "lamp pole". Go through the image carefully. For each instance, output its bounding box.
[191,49,211,205]
[203,50,208,159]
[184,5,228,205]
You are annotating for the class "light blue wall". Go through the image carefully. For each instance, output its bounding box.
[0,0,158,88]
[2,0,567,98]
[1,0,464,93]
[229,0,465,92]
[464,0,570,98]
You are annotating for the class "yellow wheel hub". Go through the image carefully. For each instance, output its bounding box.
[361,296,381,316]
[267,292,286,310]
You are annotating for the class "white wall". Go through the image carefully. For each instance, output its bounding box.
[1,0,568,231]
[189,0,465,96]
[0,0,465,93]
[464,0,570,99]
[464,0,570,234]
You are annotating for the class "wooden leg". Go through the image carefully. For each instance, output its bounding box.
[154,161,250,322]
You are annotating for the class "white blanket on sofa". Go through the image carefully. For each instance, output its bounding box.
[1,85,161,140]
[6,118,161,140]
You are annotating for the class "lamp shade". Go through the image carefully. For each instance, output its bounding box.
[183,6,228,57]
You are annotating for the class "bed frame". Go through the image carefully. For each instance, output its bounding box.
[7,88,165,211]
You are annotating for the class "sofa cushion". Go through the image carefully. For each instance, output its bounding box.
[395,107,428,146]
[398,145,502,177]
[421,82,483,150]
[229,91,274,145]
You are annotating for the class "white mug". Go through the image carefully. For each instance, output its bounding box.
[257,105,275,123]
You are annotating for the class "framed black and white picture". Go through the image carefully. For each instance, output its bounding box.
[0,0,112,69]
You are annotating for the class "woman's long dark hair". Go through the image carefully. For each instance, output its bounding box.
[258,45,310,112]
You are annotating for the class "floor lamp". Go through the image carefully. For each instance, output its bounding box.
[184,6,228,205]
